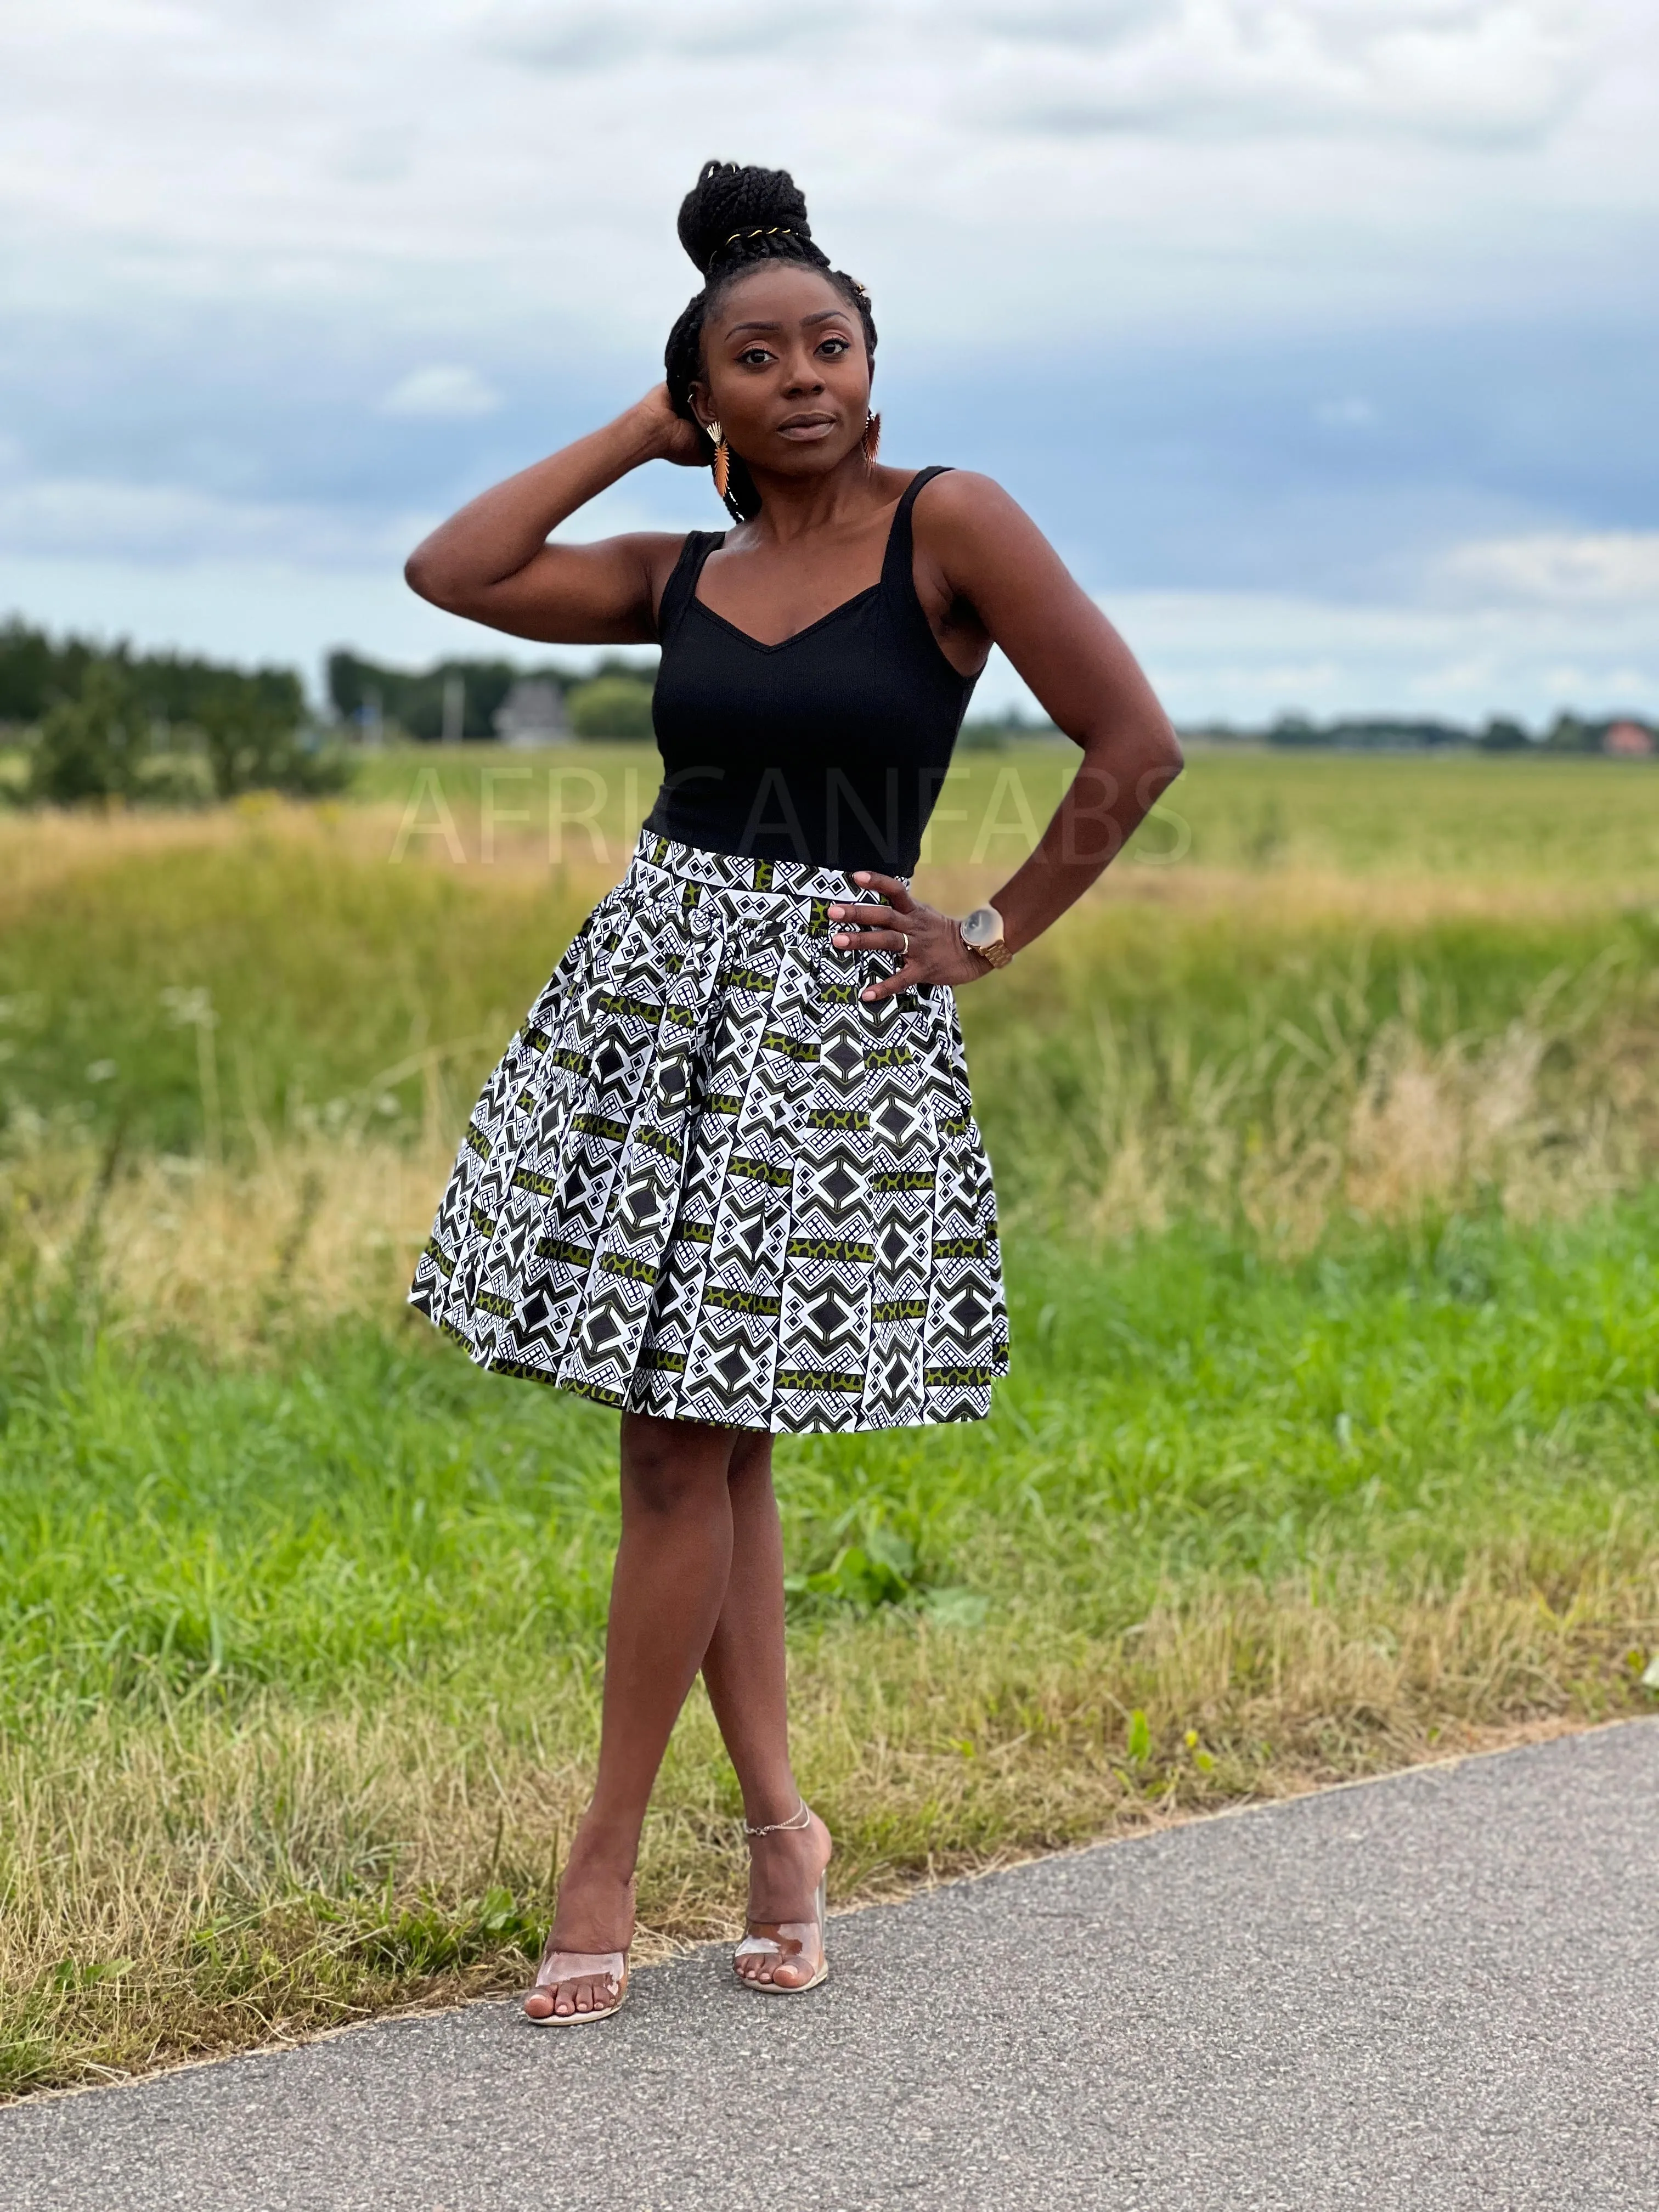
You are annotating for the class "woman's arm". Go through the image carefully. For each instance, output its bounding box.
[832,470,1184,1000]
[403,386,706,644]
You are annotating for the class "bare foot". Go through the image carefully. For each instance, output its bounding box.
[524,1842,637,2022]
[735,1807,832,1990]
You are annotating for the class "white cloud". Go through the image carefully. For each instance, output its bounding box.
[0,0,1652,727]
[1095,585,1659,722]
[969,0,1590,145]
[1436,531,1659,605]
[478,1,844,69]
[3,538,1652,726]
[962,3,1165,47]
[378,365,501,419]
[0,552,646,698]
[0,477,426,567]
[0,0,1647,357]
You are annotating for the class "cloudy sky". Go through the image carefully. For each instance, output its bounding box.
[1,0,1654,724]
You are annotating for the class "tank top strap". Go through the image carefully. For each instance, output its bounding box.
[655,529,725,642]
[878,466,954,601]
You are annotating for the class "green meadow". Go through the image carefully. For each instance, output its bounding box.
[2,743,1658,2094]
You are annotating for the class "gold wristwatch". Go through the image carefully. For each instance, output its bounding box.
[959,905,1013,969]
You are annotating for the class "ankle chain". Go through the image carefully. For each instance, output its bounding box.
[743,1798,811,1838]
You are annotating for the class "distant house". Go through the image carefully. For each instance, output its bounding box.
[1602,720,1655,758]
[494,679,570,747]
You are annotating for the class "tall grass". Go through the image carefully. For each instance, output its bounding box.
[342,741,1659,887]
[4,782,1657,1199]
[4,1205,1657,2092]
[3,751,1658,2092]
[4,904,1656,1351]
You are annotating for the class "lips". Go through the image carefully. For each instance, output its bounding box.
[776,413,836,438]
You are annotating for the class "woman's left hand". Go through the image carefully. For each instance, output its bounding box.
[828,871,992,1003]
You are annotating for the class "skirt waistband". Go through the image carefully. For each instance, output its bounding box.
[624,830,906,917]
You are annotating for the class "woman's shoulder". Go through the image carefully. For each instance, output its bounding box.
[628,527,716,596]
[597,527,712,600]
[649,527,727,637]
[905,466,1022,519]
[626,527,715,566]
[901,468,1066,612]
[904,468,1035,554]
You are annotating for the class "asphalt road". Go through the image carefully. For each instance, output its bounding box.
[4,1721,1656,2211]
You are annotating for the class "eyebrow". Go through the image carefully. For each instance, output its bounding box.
[725,309,852,337]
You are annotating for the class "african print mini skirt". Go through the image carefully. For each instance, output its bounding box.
[408,830,1009,1433]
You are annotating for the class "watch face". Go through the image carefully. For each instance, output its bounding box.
[961,906,1002,948]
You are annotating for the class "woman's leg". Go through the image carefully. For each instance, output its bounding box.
[530,1410,737,2017]
[699,1430,832,1988]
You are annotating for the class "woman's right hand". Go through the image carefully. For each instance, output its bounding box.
[632,383,708,470]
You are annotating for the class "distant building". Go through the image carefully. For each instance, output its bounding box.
[494,679,570,747]
[1603,720,1655,758]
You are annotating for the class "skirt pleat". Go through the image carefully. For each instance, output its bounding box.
[408,831,1008,1432]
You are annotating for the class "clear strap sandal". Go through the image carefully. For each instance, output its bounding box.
[733,1871,829,1994]
[523,1944,630,2025]
[523,1876,635,2025]
[734,1802,830,1995]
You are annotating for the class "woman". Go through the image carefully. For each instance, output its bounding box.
[405,160,1181,2023]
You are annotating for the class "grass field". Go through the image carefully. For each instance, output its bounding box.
[3,744,1658,2095]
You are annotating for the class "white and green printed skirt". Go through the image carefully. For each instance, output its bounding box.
[408,830,1008,1432]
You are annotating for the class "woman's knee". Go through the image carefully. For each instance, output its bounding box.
[726,1427,774,1493]
[620,1414,730,1517]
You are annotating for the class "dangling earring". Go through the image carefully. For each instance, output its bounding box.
[861,410,882,464]
[706,420,730,504]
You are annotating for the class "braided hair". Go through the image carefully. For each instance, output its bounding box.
[664,160,877,524]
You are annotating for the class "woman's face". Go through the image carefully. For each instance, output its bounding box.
[692,263,871,481]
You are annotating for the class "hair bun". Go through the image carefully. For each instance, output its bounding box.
[676,159,816,277]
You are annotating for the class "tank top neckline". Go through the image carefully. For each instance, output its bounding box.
[689,577,879,657]
[647,463,974,874]
[684,465,947,656]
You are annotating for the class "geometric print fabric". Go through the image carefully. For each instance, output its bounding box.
[408,830,1009,1432]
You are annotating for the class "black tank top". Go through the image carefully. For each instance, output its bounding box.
[646,465,978,874]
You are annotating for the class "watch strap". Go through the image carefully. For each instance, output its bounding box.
[957,915,1013,970]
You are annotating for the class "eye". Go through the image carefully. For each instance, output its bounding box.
[737,346,774,369]
[819,336,851,358]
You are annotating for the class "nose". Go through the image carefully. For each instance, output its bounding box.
[781,351,825,397]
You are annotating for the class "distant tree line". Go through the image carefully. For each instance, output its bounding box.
[6,611,1651,807]
[328,650,548,742]
[0,615,303,732]
[1195,712,1657,754]
[958,707,1062,749]
[328,650,659,741]
[0,616,350,805]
